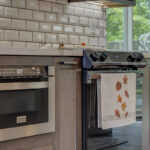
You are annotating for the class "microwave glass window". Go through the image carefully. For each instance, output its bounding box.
[0,89,43,115]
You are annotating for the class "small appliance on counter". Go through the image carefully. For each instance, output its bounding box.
[82,49,146,150]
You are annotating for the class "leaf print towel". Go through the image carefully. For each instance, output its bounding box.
[97,73,136,130]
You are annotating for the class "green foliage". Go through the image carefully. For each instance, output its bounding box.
[133,0,150,40]
[107,0,150,42]
[107,8,124,42]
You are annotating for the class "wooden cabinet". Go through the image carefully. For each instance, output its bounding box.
[53,57,82,150]
[0,56,82,150]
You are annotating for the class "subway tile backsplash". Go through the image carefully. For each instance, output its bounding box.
[0,0,106,49]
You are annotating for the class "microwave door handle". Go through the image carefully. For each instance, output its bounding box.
[0,81,48,91]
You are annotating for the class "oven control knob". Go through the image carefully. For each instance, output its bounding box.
[99,52,108,62]
[127,54,135,62]
[90,51,99,61]
[133,52,144,62]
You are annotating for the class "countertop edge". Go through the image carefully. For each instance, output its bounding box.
[0,47,83,56]
[0,47,150,59]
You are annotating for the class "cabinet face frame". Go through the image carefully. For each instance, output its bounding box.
[53,57,82,150]
[142,65,150,150]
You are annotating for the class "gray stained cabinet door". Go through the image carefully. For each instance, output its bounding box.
[53,57,82,150]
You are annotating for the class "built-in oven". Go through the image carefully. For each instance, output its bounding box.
[0,66,49,129]
[0,56,55,142]
[82,50,146,150]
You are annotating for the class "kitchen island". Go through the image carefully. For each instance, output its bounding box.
[0,47,82,150]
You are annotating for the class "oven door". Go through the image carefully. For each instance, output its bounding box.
[82,69,143,150]
[0,79,48,129]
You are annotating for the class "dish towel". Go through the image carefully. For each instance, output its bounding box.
[97,73,136,130]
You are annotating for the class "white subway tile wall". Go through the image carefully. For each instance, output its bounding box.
[40,22,51,32]
[0,6,3,16]
[26,42,40,48]
[0,29,4,40]
[4,7,18,18]
[0,0,106,49]
[12,41,26,48]
[33,32,45,42]
[12,19,26,30]
[19,31,32,41]
[40,1,51,12]
[19,9,32,20]
[5,30,18,40]
[33,11,45,21]
[12,0,25,8]
[58,34,68,43]
[26,0,39,10]
[0,0,11,6]
[46,13,56,22]
[46,33,57,43]
[26,21,39,31]
[52,24,63,32]
[0,18,11,29]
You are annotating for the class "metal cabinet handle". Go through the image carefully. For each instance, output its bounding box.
[60,61,78,65]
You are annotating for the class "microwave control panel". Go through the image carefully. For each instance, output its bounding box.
[0,66,47,77]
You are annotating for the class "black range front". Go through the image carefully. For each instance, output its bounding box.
[82,49,146,150]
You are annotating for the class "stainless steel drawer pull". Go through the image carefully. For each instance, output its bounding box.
[60,61,78,65]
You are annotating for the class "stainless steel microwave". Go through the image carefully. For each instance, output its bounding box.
[0,56,55,142]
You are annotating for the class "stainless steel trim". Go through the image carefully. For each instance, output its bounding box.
[0,81,48,91]
[48,66,55,76]
[48,76,55,132]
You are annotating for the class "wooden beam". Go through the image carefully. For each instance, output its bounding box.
[102,4,128,8]
[94,0,128,8]
[68,0,133,8]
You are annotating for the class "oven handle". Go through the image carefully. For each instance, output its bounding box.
[88,70,143,80]
[0,81,48,91]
